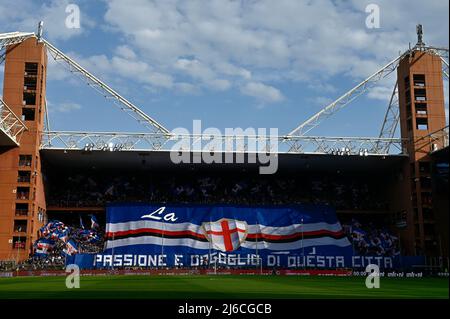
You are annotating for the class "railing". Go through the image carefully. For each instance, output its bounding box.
[40,131,406,156]
[15,209,28,217]
[16,193,29,200]
[17,176,31,183]
[18,159,32,167]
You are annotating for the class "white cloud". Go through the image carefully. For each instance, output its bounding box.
[2,0,448,105]
[51,102,82,113]
[210,79,231,91]
[115,45,137,60]
[52,51,175,90]
[215,63,252,80]
[175,82,201,95]
[175,58,215,82]
[241,82,285,103]
[146,72,174,89]
[310,96,333,107]
[0,0,95,41]
[368,86,395,102]
[100,0,448,103]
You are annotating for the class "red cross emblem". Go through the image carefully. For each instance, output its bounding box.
[202,218,248,252]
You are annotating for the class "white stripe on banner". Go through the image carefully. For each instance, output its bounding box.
[105,236,350,251]
[241,237,350,250]
[107,220,204,234]
[105,236,210,250]
[107,220,343,236]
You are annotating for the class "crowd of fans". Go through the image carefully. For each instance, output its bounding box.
[45,172,388,211]
[16,220,105,271]
[342,219,400,257]
[0,171,398,271]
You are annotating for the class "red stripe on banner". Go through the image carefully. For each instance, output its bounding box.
[106,226,343,242]
[105,228,207,239]
[246,229,344,240]
[205,228,246,236]
[221,220,233,252]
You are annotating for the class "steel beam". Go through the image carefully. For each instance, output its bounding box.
[40,131,405,155]
[0,97,28,145]
[42,39,170,135]
[376,82,400,153]
[288,46,449,137]
[287,54,404,137]
[0,32,35,64]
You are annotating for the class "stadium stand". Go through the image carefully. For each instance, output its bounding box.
[45,171,388,211]
[342,219,400,257]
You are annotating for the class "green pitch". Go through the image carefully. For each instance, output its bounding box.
[0,275,448,299]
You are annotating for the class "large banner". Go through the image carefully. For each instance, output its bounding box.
[94,203,363,269]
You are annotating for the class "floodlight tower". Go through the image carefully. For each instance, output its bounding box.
[397,25,447,256]
[0,33,47,261]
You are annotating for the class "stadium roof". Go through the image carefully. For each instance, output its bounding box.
[40,149,407,174]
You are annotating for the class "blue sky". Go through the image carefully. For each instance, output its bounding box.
[0,0,448,136]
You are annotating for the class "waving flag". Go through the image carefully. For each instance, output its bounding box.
[87,231,101,243]
[34,238,55,255]
[90,215,99,229]
[79,215,85,230]
[64,240,79,256]
[58,228,70,243]
[352,228,367,239]
[203,219,248,252]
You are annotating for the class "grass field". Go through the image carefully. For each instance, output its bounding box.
[0,275,448,299]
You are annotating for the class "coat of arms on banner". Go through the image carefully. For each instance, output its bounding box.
[202,218,248,252]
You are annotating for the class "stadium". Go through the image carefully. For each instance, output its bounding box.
[0,11,449,300]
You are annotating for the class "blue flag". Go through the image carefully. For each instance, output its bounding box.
[90,215,99,229]
[79,215,85,230]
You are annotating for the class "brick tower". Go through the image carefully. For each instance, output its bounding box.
[0,37,47,261]
[397,26,447,256]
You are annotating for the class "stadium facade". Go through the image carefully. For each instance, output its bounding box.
[0,28,448,266]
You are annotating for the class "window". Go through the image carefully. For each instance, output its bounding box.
[23,92,36,105]
[413,74,426,87]
[22,108,35,121]
[17,171,31,183]
[19,155,32,167]
[421,193,432,206]
[12,237,26,249]
[24,62,38,76]
[415,103,427,115]
[15,203,28,216]
[24,77,37,90]
[414,88,427,102]
[13,220,27,233]
[16,187,30,200]
[416,118,428,130]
